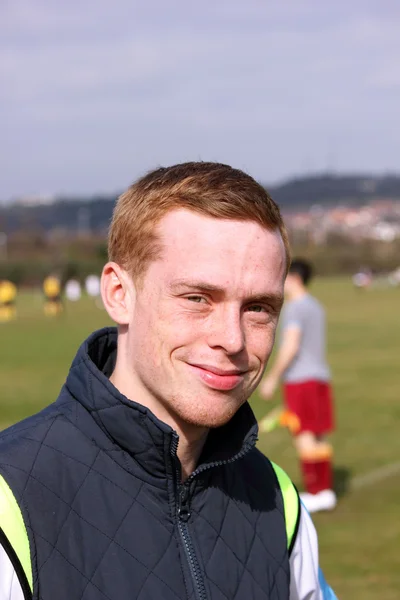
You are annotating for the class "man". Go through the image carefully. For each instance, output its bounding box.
[260,259,336,514]
[42,274,63,316]
[0,280,17,322]
[0,163,336,599]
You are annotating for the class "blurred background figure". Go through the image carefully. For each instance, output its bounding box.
[85,274,100,298]
[65,279,82,302]
[43,275,63,317]
[388,266,400,286]
[260,259,336,513]
[85,274,104,309]
[352,267,373,290]
[0,280,17,322]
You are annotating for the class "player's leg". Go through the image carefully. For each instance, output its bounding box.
[294,430,321,495]
[284,381,336,512]
[314,434,335,496]
[295,432,336,512]
[302,379,336,511]
[283,382,320,495]
[313,380,336,504]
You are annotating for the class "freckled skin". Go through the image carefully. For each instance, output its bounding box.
[115,209,286,431]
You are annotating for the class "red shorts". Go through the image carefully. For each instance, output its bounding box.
[283,380,335,435]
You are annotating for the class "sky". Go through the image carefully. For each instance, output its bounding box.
[1,0,400,200]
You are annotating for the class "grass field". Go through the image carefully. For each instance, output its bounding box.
[0,279,399,598]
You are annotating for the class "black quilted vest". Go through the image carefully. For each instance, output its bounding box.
[0,328,291,600]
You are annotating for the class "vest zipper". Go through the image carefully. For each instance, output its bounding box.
[171,435,207,600]
[177,482,207,600]
[170,432,257,600]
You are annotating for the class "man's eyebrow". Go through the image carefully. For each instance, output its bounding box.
[247,293,284,310]
[169,280,224,293]
[169,280,284,308]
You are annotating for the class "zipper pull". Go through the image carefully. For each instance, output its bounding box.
[178,483,191,522]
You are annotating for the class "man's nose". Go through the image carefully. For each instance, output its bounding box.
[207,306,246,355]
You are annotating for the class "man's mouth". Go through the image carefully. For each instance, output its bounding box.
[187,363,246,391]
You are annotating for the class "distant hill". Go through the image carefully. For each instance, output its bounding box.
[0,196,116,236]
[270,174,400,209]
[1,173,400,234]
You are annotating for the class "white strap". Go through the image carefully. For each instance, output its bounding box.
[0,542,24,600]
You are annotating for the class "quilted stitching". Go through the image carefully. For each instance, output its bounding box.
[0,329,291,600]
[20,459,183,598]
[1,414,290,599]
[192,492,288,599]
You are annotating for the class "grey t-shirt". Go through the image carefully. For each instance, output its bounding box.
[280,294,330,383]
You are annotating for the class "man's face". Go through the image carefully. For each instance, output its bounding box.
[125,209,286,429]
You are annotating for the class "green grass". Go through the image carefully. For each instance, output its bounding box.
[1,280,399,598]
[253,278,400,599]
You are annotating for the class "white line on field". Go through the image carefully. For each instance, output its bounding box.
[350,462,400,490]
[260,430,400,490]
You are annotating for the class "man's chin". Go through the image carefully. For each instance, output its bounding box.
[177,399,244,430]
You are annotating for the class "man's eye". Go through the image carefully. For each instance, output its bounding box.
[186,296,206,303]
[247,305,267,313]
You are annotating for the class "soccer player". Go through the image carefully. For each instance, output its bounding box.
[260,259,337,513]
[42,274,63,316]
[0,280,17,322]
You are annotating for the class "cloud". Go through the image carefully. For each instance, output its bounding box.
[1,1,400,198]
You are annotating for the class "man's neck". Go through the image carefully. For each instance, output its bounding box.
[289,286,308,301]
[110,363,209,482]
[176,428,209,481]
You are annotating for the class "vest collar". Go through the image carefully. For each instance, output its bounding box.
[64,327,259,480]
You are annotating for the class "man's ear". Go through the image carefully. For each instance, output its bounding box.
[101,262,135,325]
